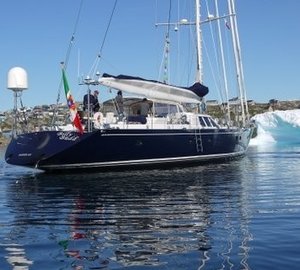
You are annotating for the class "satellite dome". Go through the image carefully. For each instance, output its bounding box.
[7,67,28,91]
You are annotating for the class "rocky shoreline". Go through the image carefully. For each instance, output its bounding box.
[207,100,300,119]
[1,100,299,147]
[0,137,9,147]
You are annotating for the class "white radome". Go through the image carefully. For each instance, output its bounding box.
[7,67,28,91]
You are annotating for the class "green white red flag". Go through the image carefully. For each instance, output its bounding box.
[62,69,84,134]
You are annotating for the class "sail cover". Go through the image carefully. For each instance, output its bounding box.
[98,73,209,104]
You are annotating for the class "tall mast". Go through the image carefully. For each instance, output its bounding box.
[215,0,231,123]
[195,0,202,83]
[228,0,246,125]
[230,0,249,121]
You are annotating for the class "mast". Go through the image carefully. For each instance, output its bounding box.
[230,0,249,122]
[228,0,246,126]
[195,0,202,83]
[156,0,203,84]
[215,0,231,123]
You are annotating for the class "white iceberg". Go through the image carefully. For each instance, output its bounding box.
[250,109,300,146]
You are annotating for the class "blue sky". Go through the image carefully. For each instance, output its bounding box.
[1,0,300,112]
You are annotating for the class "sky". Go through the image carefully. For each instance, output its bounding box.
[1,0,300,112]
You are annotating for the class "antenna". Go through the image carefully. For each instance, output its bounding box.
[7,67,28,137]
[7,67,28,91]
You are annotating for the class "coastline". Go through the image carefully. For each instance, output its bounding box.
[1,100,299,147]
[0,136,9,147]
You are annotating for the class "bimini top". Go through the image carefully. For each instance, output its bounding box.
[98,73,209,104]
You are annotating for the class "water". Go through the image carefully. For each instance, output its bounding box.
[1,144,300,270]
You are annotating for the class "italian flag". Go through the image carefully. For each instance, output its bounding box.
[62,69,84,134]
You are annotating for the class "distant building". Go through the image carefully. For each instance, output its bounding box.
[228,97,240,105]
[268,99,280,111]
[269,99,279,105]
[206,100,219,106]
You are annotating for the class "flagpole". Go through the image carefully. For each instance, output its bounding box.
[61,62,84,134]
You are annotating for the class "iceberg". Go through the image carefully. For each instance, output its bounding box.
[250,109,300,146]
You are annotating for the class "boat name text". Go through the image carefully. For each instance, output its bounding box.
[57,132,79,141]
[18,153,32,157]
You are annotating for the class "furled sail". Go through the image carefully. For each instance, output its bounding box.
[98,73,208,104]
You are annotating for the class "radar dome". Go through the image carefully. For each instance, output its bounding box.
[7,67,28,91]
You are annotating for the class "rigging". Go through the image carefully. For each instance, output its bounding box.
[88,0,118,79]
[51,0,84,127]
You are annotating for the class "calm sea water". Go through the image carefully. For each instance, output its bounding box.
[1,144,300,270]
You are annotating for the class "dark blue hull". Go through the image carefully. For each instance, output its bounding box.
[5,128,252,172]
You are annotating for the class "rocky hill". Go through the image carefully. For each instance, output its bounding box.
[207,100,300,119]
[1,100,299,147]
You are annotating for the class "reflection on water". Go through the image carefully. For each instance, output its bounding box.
[2,244,33,270]
[0,161,253,270]
[2,145,300,269]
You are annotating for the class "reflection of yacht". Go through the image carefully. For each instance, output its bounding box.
[4,160,253,268]
[5,171,212,268]
[5,0,252,172]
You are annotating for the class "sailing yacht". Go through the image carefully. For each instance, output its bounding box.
[5,0,253,172]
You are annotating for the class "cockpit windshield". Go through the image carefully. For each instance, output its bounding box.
[153,103,181,117]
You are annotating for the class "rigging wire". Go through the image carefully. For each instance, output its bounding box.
[204,0,225,102]
[160,0,172,84]
[187,24,196,85]
[214,0,231,122]
[56,0,84,104]
[65,0,84,69]
[203,37,224,102]
[175,0,180,85]
[167,0,172,35]
[51,0,84,127]
[89,0,118,78]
